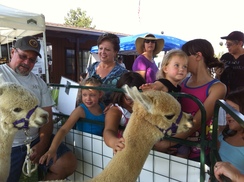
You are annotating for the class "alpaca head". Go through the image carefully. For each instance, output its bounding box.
[123,85,193,136]
[0,82,48,134]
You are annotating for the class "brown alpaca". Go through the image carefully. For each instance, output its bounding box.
[89,85,193,182]
[0,81,49,182]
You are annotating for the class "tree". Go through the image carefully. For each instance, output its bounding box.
[64,8,96,29]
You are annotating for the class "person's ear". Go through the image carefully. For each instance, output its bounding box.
[195,52,203,60]
[162,65,168,73]
[10,48,15,58]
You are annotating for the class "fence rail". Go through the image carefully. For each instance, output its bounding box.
[48,83,244,182]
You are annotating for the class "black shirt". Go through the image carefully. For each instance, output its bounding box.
[220,53,244,94]
[157,78,181,92]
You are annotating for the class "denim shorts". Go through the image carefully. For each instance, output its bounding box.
[7,134,71,182]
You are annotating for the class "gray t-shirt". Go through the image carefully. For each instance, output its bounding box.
[0,64,55,146]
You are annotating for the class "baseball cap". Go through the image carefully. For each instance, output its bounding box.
[14,36,42,58]
[221,31,244,42]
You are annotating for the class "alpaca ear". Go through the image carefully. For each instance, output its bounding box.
[122,84,154,113]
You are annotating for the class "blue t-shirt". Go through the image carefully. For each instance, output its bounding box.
[218,133,244,174]
[76,103,105,136]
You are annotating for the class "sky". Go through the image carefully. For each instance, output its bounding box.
[1,0,244,53]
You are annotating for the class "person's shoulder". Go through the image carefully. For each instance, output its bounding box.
[134,55,145,62]
[99,102,106,110]
[88,61,99,70]
[0,63,7,70]
[210,79,227,94]
[29,73,47,84]
[106,104,122,115]
[73,104,86,117]
[218,132,224,140]
[220,53,233,61]
[114,63,128,72]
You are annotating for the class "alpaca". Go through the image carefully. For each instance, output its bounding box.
[89,85,193,182]
[0,81,49,182]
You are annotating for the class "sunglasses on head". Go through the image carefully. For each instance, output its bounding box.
[144,40,156,44]
[101,33,118,39]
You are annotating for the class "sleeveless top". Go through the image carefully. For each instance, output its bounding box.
[180,77,220,159]
[76,103,105,136]
[110,104,131,138]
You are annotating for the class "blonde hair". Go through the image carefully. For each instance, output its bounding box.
[156,49,188,79]
[81,76,102,87]
[81,77,104,101]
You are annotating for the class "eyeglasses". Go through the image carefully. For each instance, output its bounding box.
[15,49,37,64]
[225,42,236,47]
[144,40,156,44]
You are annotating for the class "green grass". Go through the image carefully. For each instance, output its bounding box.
[19,171,38,182]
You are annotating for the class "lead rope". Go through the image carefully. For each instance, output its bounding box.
[22,129,38,177]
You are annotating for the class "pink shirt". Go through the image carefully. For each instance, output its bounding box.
[181,77,219,159]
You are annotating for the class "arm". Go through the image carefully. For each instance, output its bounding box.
[39,107,84,165]
[135,71,146,80]
[154,82,227,151]
[103,106,125,153]
[214,162,244,182]
[140,81,167,92]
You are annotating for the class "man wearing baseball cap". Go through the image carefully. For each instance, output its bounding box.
[14,35,42,58]
[0,36,77,181]
[218,31,244,94]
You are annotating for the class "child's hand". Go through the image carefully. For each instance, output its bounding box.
[39,149,57,166]
[140,83,154,91]
[140,81,165,91]
[113,137,125,154]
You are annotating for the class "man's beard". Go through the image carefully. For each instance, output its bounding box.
[15,64,30,76]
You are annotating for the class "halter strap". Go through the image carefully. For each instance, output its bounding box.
[13,105,38,130]
[159,111,183,136]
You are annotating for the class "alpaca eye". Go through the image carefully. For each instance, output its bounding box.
[13,108,22,112]
[165,114,174,120]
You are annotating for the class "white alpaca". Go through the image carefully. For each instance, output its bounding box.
[0,81,49,182]
[89,85,193,182]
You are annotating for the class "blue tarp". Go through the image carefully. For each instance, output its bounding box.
[90,32,186,55]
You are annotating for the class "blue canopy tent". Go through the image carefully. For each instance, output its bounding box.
[90,32,186,55]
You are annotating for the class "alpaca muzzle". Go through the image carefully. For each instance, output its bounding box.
[13,105,38,130]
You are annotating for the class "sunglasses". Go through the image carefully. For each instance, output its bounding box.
[15,49,37,64]
[144,40,156,44]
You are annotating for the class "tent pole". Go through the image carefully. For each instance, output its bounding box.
[42,32,49,83]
